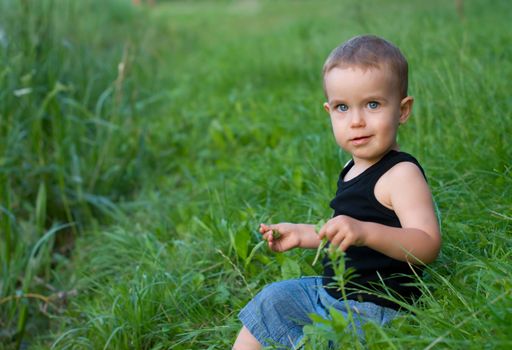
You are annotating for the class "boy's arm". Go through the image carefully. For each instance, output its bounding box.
[319,162,441,264]
[260,223,321,251]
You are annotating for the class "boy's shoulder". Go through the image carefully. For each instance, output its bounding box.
[374,151,429,210]
[379,150,426,179]
[379,151,426,186]
[384,160,425,183]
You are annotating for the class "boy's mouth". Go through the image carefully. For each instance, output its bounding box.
[350,135,371,145]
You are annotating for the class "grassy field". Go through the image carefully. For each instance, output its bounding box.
[1,0,511,349]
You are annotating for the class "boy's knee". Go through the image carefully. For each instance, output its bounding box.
[257,279,311,313]
[256,283,286,311]
[259,280,299,302]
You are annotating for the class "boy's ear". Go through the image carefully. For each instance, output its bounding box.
[399,96,414,124]
[323,102,331,114]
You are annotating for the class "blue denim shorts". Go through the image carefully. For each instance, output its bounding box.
[238,277,399,349]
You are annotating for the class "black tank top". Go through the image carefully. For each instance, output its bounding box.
[322,150,425,310]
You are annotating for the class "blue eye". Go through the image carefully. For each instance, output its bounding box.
[336,104,348,112]
[368,101,379,109]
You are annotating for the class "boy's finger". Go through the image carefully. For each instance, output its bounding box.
[269,223,280,231]
[339,240,350,252]
[259,223,271,233]
[318,224,327,239]
[263,223,277,231]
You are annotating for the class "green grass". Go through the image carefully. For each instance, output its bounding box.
[1,0,511,349]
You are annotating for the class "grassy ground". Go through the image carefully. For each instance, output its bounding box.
[1,0,511,349]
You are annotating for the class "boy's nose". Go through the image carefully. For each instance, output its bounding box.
[350,109,366,127]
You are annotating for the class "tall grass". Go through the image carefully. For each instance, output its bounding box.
[2,0,511,349]
[0,0,161,346]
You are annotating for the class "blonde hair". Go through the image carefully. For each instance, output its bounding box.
[323,35,409,98]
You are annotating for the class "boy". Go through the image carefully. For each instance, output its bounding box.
[233,35,441,349]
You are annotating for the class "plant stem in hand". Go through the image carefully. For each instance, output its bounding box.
[312,219,327,266]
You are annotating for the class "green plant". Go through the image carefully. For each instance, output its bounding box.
[2,0,511,349]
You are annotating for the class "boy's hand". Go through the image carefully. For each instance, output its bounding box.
[259,223,301,252]
[318,215,366,252]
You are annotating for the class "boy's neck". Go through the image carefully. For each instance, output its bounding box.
[349,144,400,178]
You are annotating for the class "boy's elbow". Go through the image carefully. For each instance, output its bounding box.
[425,233,442,264]
[408,230,441,265]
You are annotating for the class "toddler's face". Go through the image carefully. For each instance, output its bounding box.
[323,65,412,166]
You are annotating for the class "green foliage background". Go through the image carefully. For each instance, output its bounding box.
[0,0,511,349]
